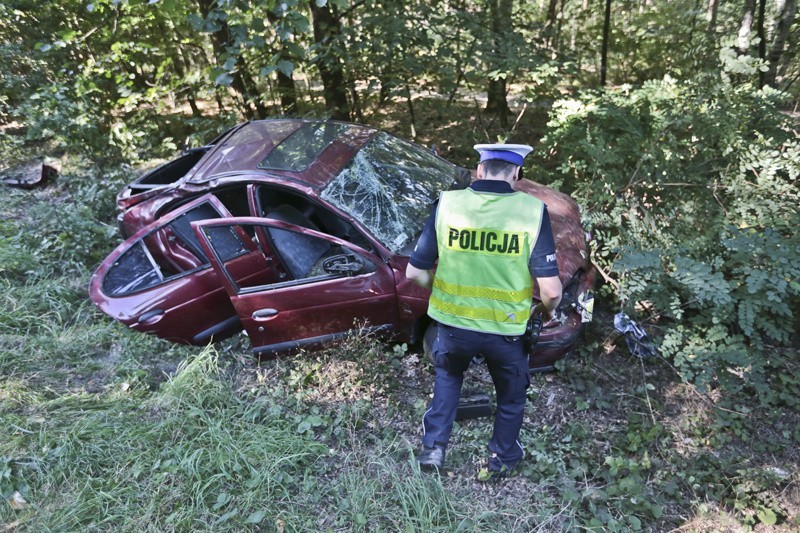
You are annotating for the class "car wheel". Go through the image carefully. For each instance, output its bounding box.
[422,322,439,364]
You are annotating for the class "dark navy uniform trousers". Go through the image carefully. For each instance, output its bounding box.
[421,323,531,470]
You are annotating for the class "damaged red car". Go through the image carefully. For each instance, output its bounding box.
[89,120,595,371]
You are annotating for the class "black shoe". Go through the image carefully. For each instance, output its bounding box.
[417,445,445,472]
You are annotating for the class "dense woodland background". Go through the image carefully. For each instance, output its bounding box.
[1,0,799,530]
[2,0,800,137]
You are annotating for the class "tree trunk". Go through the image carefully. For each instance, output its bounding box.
[600,0,612,86]
[405,85,417,140]
[737,0,756,54]
[765,0,797,87]
[379,72,393,105]
[240,63,267,118]
[214,87,226,113]
[757,0,766,87]
[486,78,510,118]
[544,0,559,49]
[308,0,351,120]
[350,80,364,123]
[707,0,719,35]
[187,96,202,117]
[197,0,267,119]
[276,70,298,115]
[485,0,512,123]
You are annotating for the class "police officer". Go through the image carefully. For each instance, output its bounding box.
[405,143,563,480]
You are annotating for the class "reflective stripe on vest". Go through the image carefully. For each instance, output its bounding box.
[427,188,544,336]
[432,278,531,304]
[429,294,530,324]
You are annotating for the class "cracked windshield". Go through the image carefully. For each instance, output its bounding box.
[321,133,458,253]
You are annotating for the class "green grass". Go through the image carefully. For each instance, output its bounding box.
[3,349,326,530]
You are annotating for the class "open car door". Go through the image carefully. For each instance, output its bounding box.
[89,194,261,344]
[192,217,399,355]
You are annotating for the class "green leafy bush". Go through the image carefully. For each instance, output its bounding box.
[539,62,799,403]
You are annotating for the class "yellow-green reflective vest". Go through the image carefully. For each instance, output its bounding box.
[428,188,544,335]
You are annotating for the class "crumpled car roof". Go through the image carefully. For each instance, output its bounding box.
[185,120,378,190]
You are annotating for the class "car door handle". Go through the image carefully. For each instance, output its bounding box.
[252,308,278,319]
[138,309,164,324]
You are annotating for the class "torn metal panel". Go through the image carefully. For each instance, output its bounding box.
[1,161,59,189]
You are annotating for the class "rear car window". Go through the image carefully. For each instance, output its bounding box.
[258,122,350,171]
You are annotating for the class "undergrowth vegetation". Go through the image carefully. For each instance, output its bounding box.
[539,53,800,414]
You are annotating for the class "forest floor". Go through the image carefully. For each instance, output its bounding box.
[1,100,799,531]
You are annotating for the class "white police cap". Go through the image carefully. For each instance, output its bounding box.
[474,143,533,166]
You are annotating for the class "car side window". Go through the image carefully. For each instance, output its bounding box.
[102,201,247,296]
[255,186,374,252]
[197,222,376,294]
